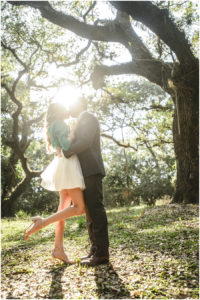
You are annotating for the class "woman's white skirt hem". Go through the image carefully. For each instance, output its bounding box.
[40,154,85,192]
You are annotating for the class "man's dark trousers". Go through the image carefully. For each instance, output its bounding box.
[83,174,109,257]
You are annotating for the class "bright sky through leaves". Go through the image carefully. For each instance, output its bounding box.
[54,85,82,110]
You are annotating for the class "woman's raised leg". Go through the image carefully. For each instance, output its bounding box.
[44,188,85,225]
[24,188,85,240]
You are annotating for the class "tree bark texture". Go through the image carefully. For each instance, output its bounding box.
[172,76,199,203]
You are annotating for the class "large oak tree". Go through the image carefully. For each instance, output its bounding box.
[8,1,199,204]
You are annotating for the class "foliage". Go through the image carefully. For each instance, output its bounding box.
[1,203,199,299]
[156,0,199,56]
[93,80,175,207]
[14,178,59,215]
[2,0,198,213]
[103,148,174,207]
[1,1,79,213]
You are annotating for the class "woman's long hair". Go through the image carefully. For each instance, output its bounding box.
[45,103,68,153]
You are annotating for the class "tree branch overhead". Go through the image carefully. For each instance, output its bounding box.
[8,1,124,43]
[111,1,197,67]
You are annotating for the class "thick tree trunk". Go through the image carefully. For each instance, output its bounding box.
[1,176,32,217]
[1,151,18,202]
[172,78,199,203]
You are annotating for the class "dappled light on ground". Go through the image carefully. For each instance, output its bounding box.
[1,204,199,299]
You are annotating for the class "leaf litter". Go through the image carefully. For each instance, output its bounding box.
[1,203,199,299]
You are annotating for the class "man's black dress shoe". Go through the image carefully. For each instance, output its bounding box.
[80,251,94,260]
[81,256,109,266]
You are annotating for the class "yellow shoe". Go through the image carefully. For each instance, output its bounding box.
[24,216,43,241]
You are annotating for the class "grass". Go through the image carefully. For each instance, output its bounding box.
[1,202,199,299]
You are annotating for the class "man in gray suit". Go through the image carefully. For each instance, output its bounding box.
[63,97,109,266]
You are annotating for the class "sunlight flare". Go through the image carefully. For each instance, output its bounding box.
[54,85,81,110]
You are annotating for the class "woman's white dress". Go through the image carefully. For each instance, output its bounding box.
[41,154,85,191]
[41,152,85,191]
[40,119,85,192]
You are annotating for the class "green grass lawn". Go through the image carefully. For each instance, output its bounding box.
[1,203,199,299]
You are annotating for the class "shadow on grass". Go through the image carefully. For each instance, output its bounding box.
[111,226,198,264]
[1,223,86,258]
[48,263,70,299]
[2,205,198,265]
[1,234,55,259]
[2,217,86,244]
[94,263,131,299]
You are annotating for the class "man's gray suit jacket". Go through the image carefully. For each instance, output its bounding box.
[63,111,105,178]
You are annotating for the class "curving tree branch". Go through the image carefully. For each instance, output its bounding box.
[8,1,124,43]
[56,40,92,68]
[82,1,96,22]
[2,43,44,215]
[101,133,138,151]
[91,61,172,93]
[1,41,27,69]
[111,1,197,66]
[7,1,174,94]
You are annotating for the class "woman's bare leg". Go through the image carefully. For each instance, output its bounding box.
[54,190,71,250]
[25,188,85,239]
[43,188,85,226]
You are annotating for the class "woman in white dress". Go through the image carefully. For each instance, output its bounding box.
[24,103,86,264]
